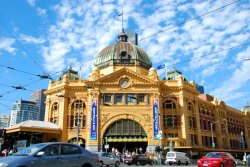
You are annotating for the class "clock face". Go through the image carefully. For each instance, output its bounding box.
[120,79,129,88]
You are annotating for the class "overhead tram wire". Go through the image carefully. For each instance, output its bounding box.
[0,64,53,80]
[0,78,43,98]
[164,41,250,69]
[139,0,241,41]
[0,21,52,78]
[0,64,38,77]
[74,0,242,64]
[0,0,243,99]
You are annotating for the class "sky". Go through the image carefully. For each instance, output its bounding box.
[0,0,249,115]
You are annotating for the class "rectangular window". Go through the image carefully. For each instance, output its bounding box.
[104,94,112,103]
[138,94,145,102]
[115,94,123,102]
[127,94,136,102]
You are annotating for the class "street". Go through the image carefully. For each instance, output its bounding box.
[119,164,198,167]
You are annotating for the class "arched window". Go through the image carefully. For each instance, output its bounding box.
[167,116,173,126]
[50,102,59,125]
[162,100,176,109]
[187,102,194,112]
[69,100,86,129]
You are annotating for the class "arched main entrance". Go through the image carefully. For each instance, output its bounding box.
[68,137,85,147]
[103,119,147,154]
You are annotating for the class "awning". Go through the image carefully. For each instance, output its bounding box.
[106,137,148,142]
[6,120,61,134]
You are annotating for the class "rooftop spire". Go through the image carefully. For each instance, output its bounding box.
[118,10,128,42]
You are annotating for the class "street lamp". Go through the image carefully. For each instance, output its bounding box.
[210,119,226,149]
[76,100,82,145]
[105,136,108,153]
[160,94,175,151]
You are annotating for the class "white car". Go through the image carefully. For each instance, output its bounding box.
[98,152,120,166]
[165,151,191,165]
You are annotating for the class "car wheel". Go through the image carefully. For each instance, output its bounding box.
[177,161,181,165]
[100,161,104,166]
[82,164,92,167]
[220,163,224,167]
[169,162,173,165]
[115,161,120,166]
[136,161,140,166]
[186,161,189,166]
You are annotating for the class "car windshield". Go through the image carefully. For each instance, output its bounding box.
[13,143,47,156]
[167,153,175,157]
[205,153,222,158]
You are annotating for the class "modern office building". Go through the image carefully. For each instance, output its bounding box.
[10,100,39,126]
[30,89,46,121]
[0,115,9,129]
[5,30,250,156]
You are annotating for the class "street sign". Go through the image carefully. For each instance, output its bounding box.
[104,144,109,149]
[156,134,163,140]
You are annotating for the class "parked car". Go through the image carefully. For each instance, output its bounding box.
[0,142,100,167]
[98,152,120,166]
[165,151,191,165]
[124,154,154,166]
[197,152,236,167]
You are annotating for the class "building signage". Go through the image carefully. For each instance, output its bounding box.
[153,99,159,139]
[90,99,98,140]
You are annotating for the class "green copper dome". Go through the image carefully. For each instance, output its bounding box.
[58,66,79,81]
[94,30,152,69]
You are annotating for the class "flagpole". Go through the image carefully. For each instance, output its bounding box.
[122,9,123,31]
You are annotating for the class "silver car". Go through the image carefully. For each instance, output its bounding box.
[98,152,120,166]
[0,142,100,167]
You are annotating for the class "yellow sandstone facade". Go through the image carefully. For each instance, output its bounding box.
[44,30,250,155]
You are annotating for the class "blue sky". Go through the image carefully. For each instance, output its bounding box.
[0,0,249,115]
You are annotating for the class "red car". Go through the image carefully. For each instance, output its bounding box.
[198,152,236,167]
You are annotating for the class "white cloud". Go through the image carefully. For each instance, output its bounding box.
[20,34,45,44]
[211,49,250,101]
[38,0,249,108]
[37,7,47,16]
[27,0,36,7]
[0,38,16,54]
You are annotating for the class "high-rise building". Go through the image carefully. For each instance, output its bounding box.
[30,89,46,121]
[10,100,39,126]
[0,115,9,128]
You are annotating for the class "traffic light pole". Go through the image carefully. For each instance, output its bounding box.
[241,132,246,163]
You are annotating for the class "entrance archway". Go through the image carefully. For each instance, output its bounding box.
[68,137,85,147]
[103,119,147,154]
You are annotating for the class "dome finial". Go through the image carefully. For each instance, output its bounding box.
[118,10,128,42]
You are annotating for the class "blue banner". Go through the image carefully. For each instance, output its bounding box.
[153,99,159,139]
[90,99,98,140]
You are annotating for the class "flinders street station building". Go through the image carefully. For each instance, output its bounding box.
[6,30,250,156]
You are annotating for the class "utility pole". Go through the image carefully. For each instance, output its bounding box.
[76,101,81,145]
[211,123,215,148]
[241,131,246,163]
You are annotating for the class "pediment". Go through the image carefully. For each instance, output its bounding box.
[92,68,159,87]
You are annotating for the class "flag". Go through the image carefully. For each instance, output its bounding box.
[118,12,123,16]
[157,64,165,70]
